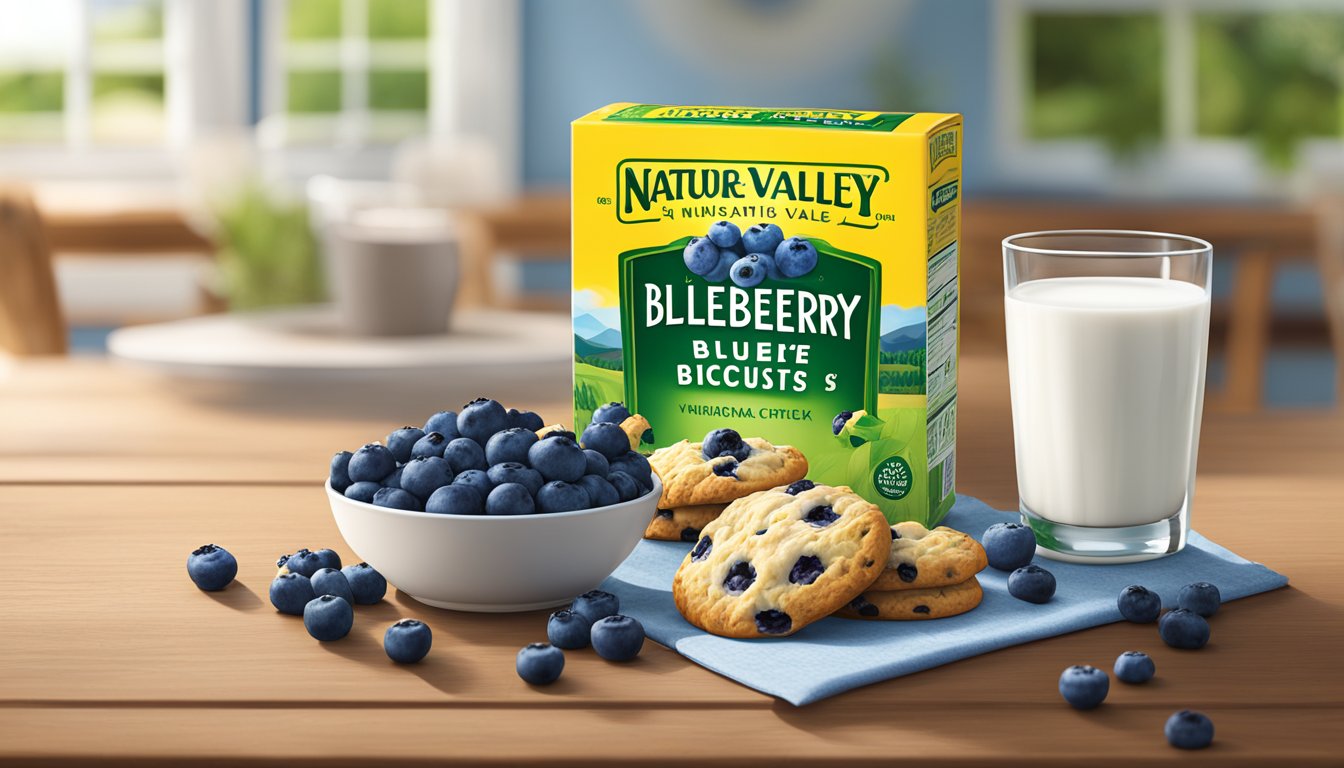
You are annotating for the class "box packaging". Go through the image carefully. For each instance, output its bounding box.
[571,104,960,526]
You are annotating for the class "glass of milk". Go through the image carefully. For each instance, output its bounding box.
[1003,230,1212,563]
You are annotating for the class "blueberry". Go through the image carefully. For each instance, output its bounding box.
[539,427,577,442]
[312,548,341,570]
[410,431,448,459]
[341,562,387,604]
[284,548,324,578]
[344,481,381,504]
[1008,564,1056,604]
[528,436,587,483]
[423,410,460,439]
[609,451,653,488]
[310,567,354,603]
[386,426,426,464]
[754,609,792,635]
[186,544,237,591]
[303,595,353,641]
[707,220,741,249]
[451,468,494,499]
[1113,651,1155,684]
[590,402,632,424]
[348,443,396,482]
[457,398,509,444]
[547,609,592,650]
[269,572,316,615]
[1177,582,1221,618]
[576,474,619,508]
[831,411,853,435]
[1165,710,1214,749]
[757,252,783,280]
[785,479,815,495]
[571,589,619,623]
[722,561,757,595]
[330,451,354,493]
[381,465,404,489]
[441,437,487,474]
[486,462,543,495]
[485,482,536,515]
[702,428,750,462]
[691,536,712,562]
[1159,608,1210,650]
[729,254,768,288]
[1058,665,1109,709]
[516,643,564,685]
[579,421,628,461]
[399,456,454,501]
[682,236,720,276]
[485,427,538,466]
[712,458,738,478]
[607,470,642,501]
[702,249,737,283]
[583,449,610,478]
[373,486,423,511]
[426,483,485,515]
[506,408,545,432]
[1118,584,1162,623]
[803,505,839,527]
[536,480,590,513]
[590,614,644,661]
[774,236,818,278]
[788,555,825,586]
[982,522,1036,571]
[741,222,784,255]
[384,619,432,664]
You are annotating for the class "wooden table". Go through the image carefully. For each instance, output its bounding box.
[1,355,1340,766]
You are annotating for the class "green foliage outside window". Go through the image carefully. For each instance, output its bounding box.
[369,69,427,110]
[0,72,63,112]
[288,70,342,112]
[368,0,428,39]
[288,0,342,39]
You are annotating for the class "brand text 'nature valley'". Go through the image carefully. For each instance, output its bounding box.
[619,161,884,219]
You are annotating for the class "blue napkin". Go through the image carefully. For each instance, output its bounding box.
[600,495,1288,706]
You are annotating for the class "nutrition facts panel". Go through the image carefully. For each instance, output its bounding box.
[926,241,958,414]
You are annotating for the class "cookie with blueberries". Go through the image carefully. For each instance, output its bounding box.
[643,503,726,542]
[835,578,983,621]
[649,428,808,508]
[672,481,888,639]
[867,521,987,591]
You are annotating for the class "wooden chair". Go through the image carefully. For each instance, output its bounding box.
[0,184,66,355]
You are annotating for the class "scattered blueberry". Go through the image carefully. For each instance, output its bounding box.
[580,421,629,460]
[372,486,423,511]
[187,544,237,591]
[384,619,432,664]
[577,474,619,508]
[590,402,632,425]
[410,431,448,459]
[1113,651,1155,684]
[682,236,720,276]
[742,222,784,255]
[269,572,316,615]
[785,479,815,495]
[774,236,818,278]
[590,615,644,661]
[1008,564,1056,604]
[443,437,488,474]
[702,428,750,462]
[547,609,592,650]
[583,449,610,478]
[423,410,460,439]
[528,436,587,483]
[284,548,324,578]
[341,562,387,604]
[312,548,341,570]
[485,427,538,466]
[707,220,741,249]
[607,470,642,502]
[516,642,564,685]
[1165,710,1214,749]
[457,397,509,444]
[1118,584,1162,623]
[571,590,619,623]
[982,522,1037,571]
[400,456,454,501]
[506,408,545,432]
[702,249,737,282]
[426,483,485,515]
[344,481,382,504]
[485,482,535,515]
[1177,582,1221,618]
[451,468,495,499]
[303,595,353,641]
[310,567,354,603]
[386,426,426,464]
[1058,665,1109,709]
[729,254,768,288]
[348,443,396,483]
[486,462,543,495]
[1159,608,1210,650]
[536,480,590,514]
[329,451,353,493]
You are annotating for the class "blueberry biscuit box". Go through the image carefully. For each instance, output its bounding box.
[572,104,960,527]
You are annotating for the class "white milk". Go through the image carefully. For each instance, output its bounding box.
[1005,276,1209,527]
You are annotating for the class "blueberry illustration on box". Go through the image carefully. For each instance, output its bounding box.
[572,103,961,527]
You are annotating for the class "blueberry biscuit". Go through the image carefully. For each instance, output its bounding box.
[619,414,653,451]
[650,429,808,508]
[868,521,988,591]
[672,481,890,638]
[644,504,725,542]
[835,577,983,621]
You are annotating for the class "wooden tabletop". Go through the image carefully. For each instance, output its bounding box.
[1,354,1340,766]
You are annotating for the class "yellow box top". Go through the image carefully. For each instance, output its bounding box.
[574,103,959,135]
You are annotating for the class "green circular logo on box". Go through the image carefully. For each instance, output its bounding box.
[873,455,913,500]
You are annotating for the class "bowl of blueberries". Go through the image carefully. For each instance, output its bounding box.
[327,398,661,612]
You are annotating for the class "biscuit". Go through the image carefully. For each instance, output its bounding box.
[835,577,983,621]
[672,482,889,638]
[650,437,808,508]
[868,521,987,591]
[643,504,725,542]
[619,414,653,451]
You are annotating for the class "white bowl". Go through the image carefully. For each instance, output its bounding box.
[326,477,661,612]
